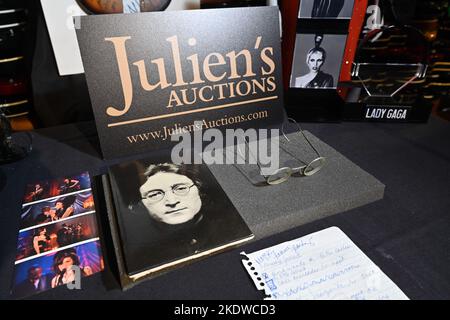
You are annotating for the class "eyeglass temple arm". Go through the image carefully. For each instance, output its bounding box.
[281,118,322,158]
[279,143,308,167]
[237,138,266,176]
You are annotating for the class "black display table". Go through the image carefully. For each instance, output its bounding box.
[1,116,449,300]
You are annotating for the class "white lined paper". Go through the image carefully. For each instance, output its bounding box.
[242,227,408,300]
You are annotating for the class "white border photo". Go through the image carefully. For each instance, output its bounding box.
[290,33,347,89]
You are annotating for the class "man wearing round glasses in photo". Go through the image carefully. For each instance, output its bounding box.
[129,163,211,259]
[111,161,252,273]
[139,163,203,226]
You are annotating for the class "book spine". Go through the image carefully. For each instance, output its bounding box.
[101,174,135,290]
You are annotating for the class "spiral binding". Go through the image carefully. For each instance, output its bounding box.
[240,252,271,299]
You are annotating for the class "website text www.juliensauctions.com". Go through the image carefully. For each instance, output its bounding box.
[125,109,269,144]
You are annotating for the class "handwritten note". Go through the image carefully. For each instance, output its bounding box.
[242,227,408,300]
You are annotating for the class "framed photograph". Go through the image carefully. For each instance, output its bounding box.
[298,0,355,19]
[290,33,347,89]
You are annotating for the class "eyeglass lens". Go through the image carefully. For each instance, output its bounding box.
[145,184,192,202]
[266,167,292,185]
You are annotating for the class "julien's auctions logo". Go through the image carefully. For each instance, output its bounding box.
[105,34,277,126]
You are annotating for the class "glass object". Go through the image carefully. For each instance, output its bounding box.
[351,25,429,105]
[280,118,326,177]
[234,118,325,186]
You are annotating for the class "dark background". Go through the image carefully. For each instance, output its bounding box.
[0,115,449,299]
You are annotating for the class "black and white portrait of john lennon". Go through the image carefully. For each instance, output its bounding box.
[108,159,253,274]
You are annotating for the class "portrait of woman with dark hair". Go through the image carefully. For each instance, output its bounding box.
[54,194,77,219]
[51,249,92,288]
[294,46,334,88]
[108,160,253,276]
[32,227,50,255]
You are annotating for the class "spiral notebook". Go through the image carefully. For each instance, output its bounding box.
[242,227,409,300]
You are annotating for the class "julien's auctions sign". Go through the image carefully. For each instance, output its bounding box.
[76,7,285,159]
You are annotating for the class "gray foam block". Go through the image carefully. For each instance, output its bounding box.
[207,131,385,240]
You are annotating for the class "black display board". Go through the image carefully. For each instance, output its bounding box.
[76,7,285,159]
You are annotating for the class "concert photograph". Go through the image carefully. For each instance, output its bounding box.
[22,172,91,205]
[20,191,96,230]
[15,214,99,262]
[11,240,104,299]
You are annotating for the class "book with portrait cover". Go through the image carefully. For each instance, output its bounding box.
[101,156,254,289]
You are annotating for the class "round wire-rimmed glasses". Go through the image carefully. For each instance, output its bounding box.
[280,118,326,177]
[236,140,291,186]
[235,118,326,186]
[141,183,195,203]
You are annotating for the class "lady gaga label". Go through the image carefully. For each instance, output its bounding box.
[365,105,411,120]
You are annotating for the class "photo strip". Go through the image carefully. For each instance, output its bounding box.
[298,0,355,19]
[11,172,103,299]
[290,33,347,89]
